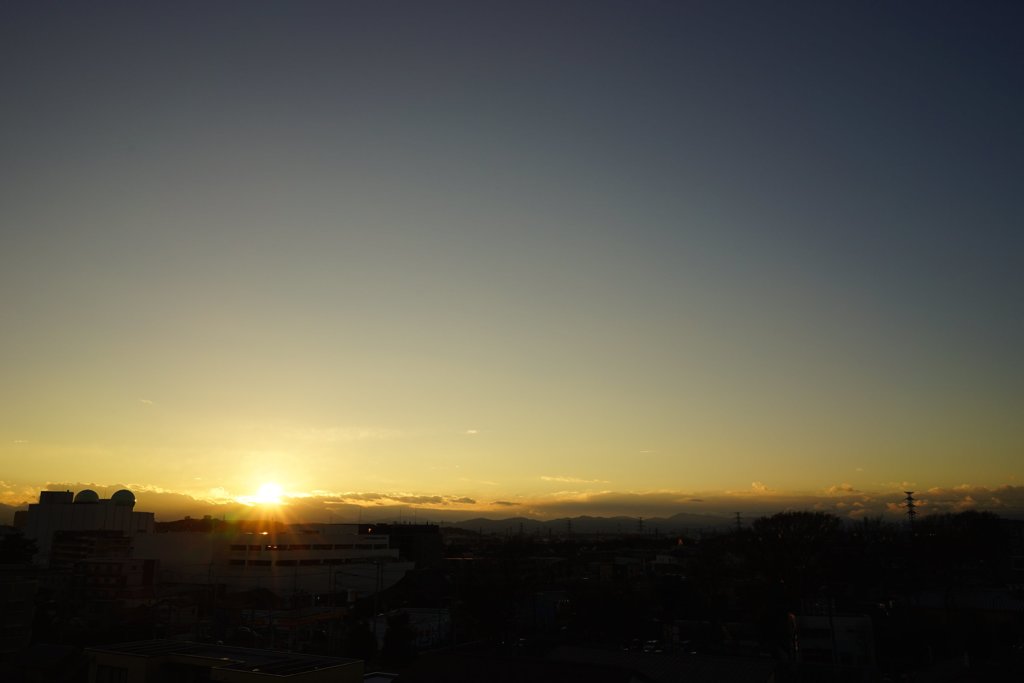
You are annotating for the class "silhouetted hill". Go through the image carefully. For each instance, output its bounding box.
[449,512,732,536]
[454,517,546,535]
[659,511,737,529]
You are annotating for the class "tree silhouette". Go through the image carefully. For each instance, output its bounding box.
[750,511,842,596]
[914,510,1004,585]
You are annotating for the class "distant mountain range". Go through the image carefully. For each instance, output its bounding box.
[446,512,734,535]
[0,500,734,533]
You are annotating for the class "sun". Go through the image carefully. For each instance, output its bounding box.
[240,482,284,506]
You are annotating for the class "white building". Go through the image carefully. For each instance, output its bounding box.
[13,489,154,566]
[132,524,413,599]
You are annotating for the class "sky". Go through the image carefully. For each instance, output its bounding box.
[2,1,1022,522]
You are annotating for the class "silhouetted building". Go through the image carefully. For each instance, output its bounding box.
[86,639,363,682]
[0,526,40,655]
[73,557,158,603]
[13,489,154,566]
[0,566,38,654]
[50,529,133,572]
[359,523,442,568]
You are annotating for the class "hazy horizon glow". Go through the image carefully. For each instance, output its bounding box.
[2,2,1022,518]
[4,480,1024,528]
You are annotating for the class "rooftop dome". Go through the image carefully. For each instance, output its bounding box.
[110,489,136,507]
[73,489,99,503]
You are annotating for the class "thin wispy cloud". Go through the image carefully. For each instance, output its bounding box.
[540,475,609,484]
[395,495,445,505]
[306,491,483,509]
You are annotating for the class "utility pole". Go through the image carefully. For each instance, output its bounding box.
[735,512,742,534]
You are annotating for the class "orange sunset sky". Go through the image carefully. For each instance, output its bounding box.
[2,2,1022,523]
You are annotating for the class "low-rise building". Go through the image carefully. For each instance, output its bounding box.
[86,639,363,682]
[133,524,413,600]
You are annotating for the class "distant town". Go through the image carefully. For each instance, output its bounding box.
[2,487,1023,681]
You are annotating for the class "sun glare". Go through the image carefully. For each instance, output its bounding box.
[240,482,284,506]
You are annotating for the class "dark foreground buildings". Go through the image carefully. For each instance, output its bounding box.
[4,490,1024,681]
